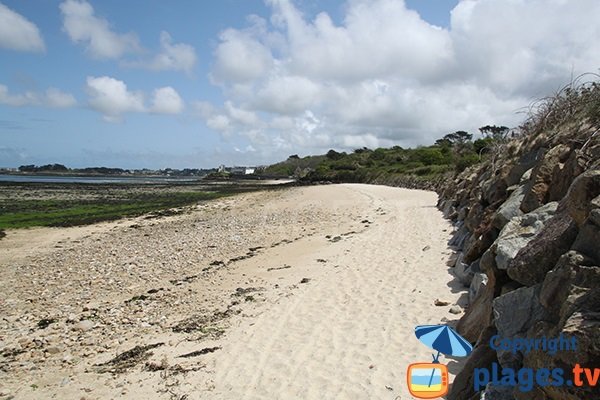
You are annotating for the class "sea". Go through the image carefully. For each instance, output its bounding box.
[0,174,202,184]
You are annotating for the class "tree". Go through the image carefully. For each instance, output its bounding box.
[479,125,509,139]
[448,131,473,144]
[326,149,343,160]
[18,164,36,172]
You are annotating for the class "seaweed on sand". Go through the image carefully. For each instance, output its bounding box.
[95,342,164,374]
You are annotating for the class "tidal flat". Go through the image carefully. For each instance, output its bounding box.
[0,180,280,229]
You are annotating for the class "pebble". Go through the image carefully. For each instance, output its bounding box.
[74,320,94,332]
[46,346,61,355]
[449,306,463,314]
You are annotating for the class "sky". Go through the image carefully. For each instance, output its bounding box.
[1,0,599,169]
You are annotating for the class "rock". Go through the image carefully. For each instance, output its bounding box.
[447,326,498,400]
[463,226,498,264]
[480,383,516,400]
[449,224,470,250]
[525,251,600,399]
[549,149,581,202]
[539,251,596,319]
[495,202,558,270]
[446,252,459,267]
[46,346,61,355]
[457,248,508,343]
[492,183,527,229]
[465,202,485,232]
[505,149,540,187]
[453,253,474,286]
[449,306,462,314]
[507,210,579,285]
[483,176,508,207]
[493,285,546,339]
[434,299,450,306]
[571,211,600,262]
[74,320,94,332]
[562,169,600,227]
[442,200,458,219]
[520,144,569,213]
[469,272,488,303]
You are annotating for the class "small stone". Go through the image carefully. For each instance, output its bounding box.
[74,320,94,332]
[449,306,463,314]
[434,299,450,306]
[46,346,61,355]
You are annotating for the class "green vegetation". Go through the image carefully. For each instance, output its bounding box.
[0,190,229,229]
[259,127,509,185]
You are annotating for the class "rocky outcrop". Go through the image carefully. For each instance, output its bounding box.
[438,109,600,399]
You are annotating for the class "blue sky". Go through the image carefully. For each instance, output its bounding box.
[1,0,598,169]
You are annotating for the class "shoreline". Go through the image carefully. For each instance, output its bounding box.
[0,184,465,399]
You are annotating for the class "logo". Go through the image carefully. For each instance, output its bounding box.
[407,324,473,399]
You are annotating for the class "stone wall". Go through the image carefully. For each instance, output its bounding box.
[437,121,600,399]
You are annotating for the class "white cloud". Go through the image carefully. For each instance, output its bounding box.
[124,31,197,75]
[148,31,197,74]
[150,86,184,114]
[45,88,77,108]
[0,84,76,108]
[206,114,231,132]
[0,3,45,52]
[60,0,139,59]
[211,25,274,83]
[85,76,187,121]
[204,0,600,162]
[86,76,144,121]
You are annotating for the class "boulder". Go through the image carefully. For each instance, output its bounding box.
[481,383,517,400]
[524,251,600,399]
[463,226,498,264]
[442,200,458,219]
[493,285,546,339]
[493,183,527,229]
[449,224,470,250]
[539,251,596,317]
[572,217,600,259]
[465,201,485,231]
[483,175,508,206]
[507,210,579,285]
[457,248,508,343]
[469,272,488,303]
[493,285,547,372]
[548,149,584,201]
[562,169,600,227]
[521,144,569,213]
[495,202,558,270]
[505,149,542,186]
[447,326,498,400]
[454,253,475,286]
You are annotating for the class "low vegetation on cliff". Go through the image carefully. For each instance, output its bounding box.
[259,126,511,189]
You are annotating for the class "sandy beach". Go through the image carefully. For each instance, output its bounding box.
[0,184,465,399]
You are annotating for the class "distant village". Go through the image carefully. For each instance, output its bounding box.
[0,163,260,177]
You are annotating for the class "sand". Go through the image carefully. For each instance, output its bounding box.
[0,184,467,399]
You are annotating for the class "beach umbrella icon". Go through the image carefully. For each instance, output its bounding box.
[413,324,473,390]
[415,324,473,362]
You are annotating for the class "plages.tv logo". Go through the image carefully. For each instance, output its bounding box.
[407,324,473,399]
